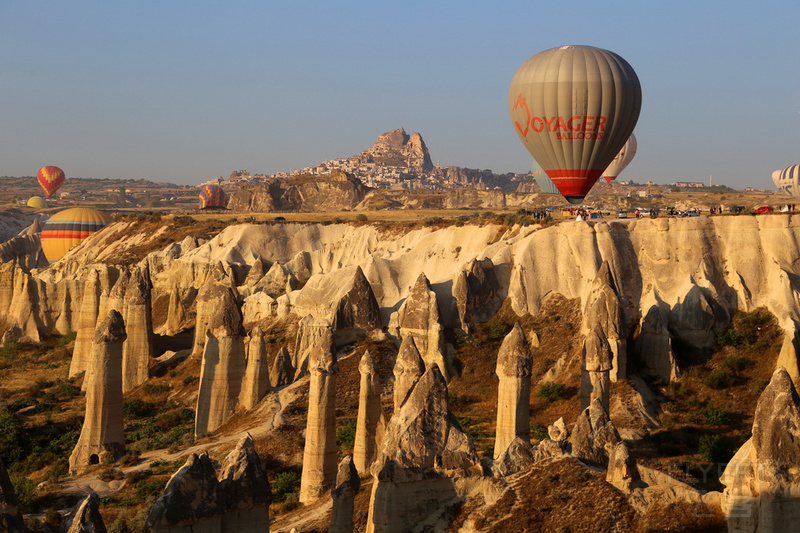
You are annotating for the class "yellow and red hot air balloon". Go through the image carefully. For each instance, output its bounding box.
[37,166,66,199]
[40,207,112,262]
[199,185,228,209]
[508,45,642,204]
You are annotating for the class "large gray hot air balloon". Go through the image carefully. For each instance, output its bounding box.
[509,45,642,204]
[773,165,800,196]
[603,133,637,184]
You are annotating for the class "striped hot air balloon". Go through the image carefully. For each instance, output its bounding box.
[773,165,800,197]
[37,166,66,199]
[40,207,112,262]
[199,185,228,209]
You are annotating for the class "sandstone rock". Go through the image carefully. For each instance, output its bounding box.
[218,435,271,531]
[270,346,294,387]
[293,315,332,378]
[393,335,425,411]
[239,327,270,410]
[721,367,800,532]
[194,285,246,436]
[330,455,361,533]
[70,268,104,379]
[491,437,537,478]
[299,328,338,503]
[606,441,640,492]
[252,261,295,298]
[635,305,680,383]
[669,285,728,351]
[355,350,386,475]
[192,272,238,357]
[0,218,48,270]
[69,310,126,474]
[452,257,501,333]
[395,273,448,380]
[580,324,613,411]
[548,417,568,443]
[777,329,800,387]
[241,257,271,290]
[286,250,313,286]
[0,460,25,533]
[120,265,155,392]
[332,265,382,336]
[494,323,533,459]
[61,490,107,533]
[582,261,627,381]
[569,398,621,466]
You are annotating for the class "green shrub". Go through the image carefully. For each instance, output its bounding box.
[336,418,357,451]
[355,213,368,222]
[0,402,26,463]
[123,399,155,418]
[536,383,570,402]
[272,470,301,502]
[716,328,747,347]
[531,423,549,441]
[703,370,736,389]
[701,405,729,426]
[12,476,36,511]
[699,434,735,463]
[142,383,171,395]
[722,356,754,373]
[486,317,512,340]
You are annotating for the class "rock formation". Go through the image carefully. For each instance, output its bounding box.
[148,436,270,533]
[452,257,501,333]
[0,217,47,270]
[668,285,727,351]
[355,350,386,475]
[69,310,126,474]
[298,328,338,503]
[194,285,246,437]
[239,327,270,410]
[569,398,621,466]
[69,267,106,379]
[270,346,294,387]
[635,305,680,383]
[292,315,333,378]
[393,335,425,411]
[0,461,25,533]
[492,437,538,478]
[580,324,614,411]
[332,265,382,342]
[583,261,626,381]
[192,271,236,357]
[494,323,533,459]
[777,329,800,387]
[121,265,155,392]
[61,490,107,533]
[330,455,361,533]
[606,442,640,492]
[721,367,800,532]
[394,273,448,379]
[367,364,479,532]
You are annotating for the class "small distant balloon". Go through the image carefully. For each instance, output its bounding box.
[26,196,48,209]
[37,166,66,199]
[602,134,637,184]
[40,207,112,262]
[531,159,559,194]
[508,45,642,204]
[773,165,800,197]
[199,185,228,209]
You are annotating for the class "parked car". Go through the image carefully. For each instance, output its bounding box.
[755,206,773,214]
[616,210,628,219]
[730,205,746,214]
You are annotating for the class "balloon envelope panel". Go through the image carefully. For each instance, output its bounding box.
[773,165,800,197]
[41,207,112,262]
[509,45,642,204]
[37,166,66,199]
[603,133,638,183]
[26,196,48,209]
[199,185,228,209]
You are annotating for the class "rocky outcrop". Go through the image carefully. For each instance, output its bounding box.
[70,267,106,378]
[355,350,385,475]
[494,323,533,459]
[569,398,621,466]
[393,335,425,411]
[721,367,800,532]
[606,442,640,492]
[69,310,126,474]
[452,258,501,333]
[121,265,155,392]
[270,346,294,387]
[352,128,433,174]
[635,305,680,383]
[194,285,246,437]
[332,266,382,340]
[580,324,614,411]
[668,285,728,351]
[192,271,236,357]
[61,490,107,533]
[492,437,538,477]
[0,218,47,270]
[0,461,25,533]
[367,364,479,532]
[239,327,270,410]
[393,273,448,380]
[330,455,361,533]
[777,329,800,387]
[292,315,332,378]
[299,329,338,503]
[583,261,626,381]
[148,436,270,533]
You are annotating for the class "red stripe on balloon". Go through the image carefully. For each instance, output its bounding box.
[41,231,95,239]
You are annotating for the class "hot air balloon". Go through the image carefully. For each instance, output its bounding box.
[37,166,66,199]
[602,133,637,184]
[773,165,800,197]
[40,207,112,262]
[509,45,642,204]
[531,160,559,194]
[26,196,48,209]
[198,185,228,209]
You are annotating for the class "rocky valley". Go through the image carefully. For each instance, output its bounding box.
[0,211,799,532]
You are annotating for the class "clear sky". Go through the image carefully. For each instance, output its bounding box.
[2,1,798,188]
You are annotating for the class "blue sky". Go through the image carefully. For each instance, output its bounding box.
[1,1,798,188]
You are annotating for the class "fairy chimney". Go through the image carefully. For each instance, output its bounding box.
[355,350,386,475]
[494,323,533,459]
[239,327,270,410]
